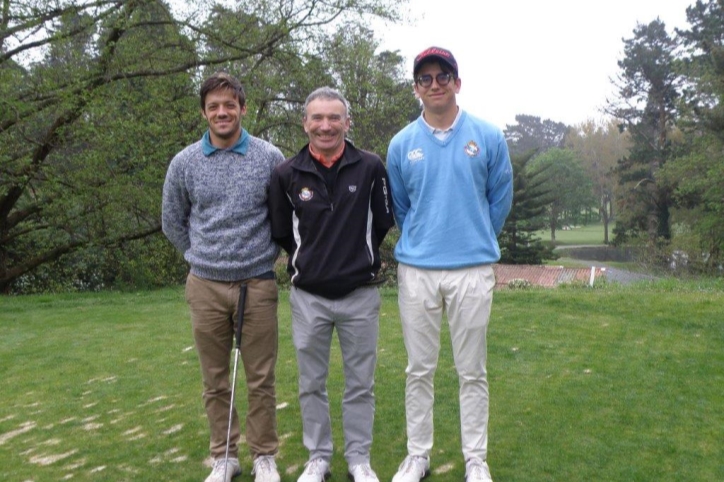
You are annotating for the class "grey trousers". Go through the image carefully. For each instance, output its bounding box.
[290,286,380,467]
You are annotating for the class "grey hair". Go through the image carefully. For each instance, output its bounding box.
[303,86,351,118]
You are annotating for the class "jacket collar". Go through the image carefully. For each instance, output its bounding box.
[292,139,361,172]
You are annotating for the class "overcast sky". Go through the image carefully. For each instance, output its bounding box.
[374,0,694,129]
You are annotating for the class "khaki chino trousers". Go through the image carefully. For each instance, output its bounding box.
[185,273,279,459]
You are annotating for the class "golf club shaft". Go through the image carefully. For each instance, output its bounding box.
[223,284,247,480]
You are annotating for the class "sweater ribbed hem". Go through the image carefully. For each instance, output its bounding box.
[190,262,277,283]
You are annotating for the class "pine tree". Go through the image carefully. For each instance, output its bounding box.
[499,150,558,265]
[607,19,680,245]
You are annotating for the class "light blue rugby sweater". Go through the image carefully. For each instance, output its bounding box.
[162,129,284,281]
[387,110,513,269]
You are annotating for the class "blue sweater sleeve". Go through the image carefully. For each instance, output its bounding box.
[386,137,410,230]
[487,132,514,236]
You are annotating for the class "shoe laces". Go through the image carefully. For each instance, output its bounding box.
[351,463,376,477]
[211,458,235,475]
[253,455,276,474]
[352,464,372,475]
[466,459,489,480]
[211,460,225,475]
[304,458,328,475]
[399,456,426,474]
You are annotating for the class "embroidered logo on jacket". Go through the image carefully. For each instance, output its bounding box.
[349,185,357,193]
[407,148,424,164]
[299,187,314,201]
[464,141,480,157]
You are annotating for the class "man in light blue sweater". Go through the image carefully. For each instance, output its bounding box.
[162,72,284,482]
[386,47,513,482]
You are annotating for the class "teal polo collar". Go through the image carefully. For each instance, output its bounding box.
[201,129,250,156]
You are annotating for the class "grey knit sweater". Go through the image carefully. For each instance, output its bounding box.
[162,134,285,282]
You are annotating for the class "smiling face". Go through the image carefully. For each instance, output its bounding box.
[201,88,246,148]
[414,61,461,116]
[303,97,350,158]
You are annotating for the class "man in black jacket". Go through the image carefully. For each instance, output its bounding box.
[268,87,394,482]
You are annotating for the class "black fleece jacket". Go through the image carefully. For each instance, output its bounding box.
[268,140,395,299]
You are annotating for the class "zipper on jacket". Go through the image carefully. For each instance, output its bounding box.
[322,182,334,212]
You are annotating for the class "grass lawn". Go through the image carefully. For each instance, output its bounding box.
[536,222,611,246]
[1,281,723,481]
[537,222,648,271]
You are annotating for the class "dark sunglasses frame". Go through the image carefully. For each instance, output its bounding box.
[415,72,454,87]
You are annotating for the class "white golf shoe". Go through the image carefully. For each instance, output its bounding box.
[297,458,331,482]
[252,455,280,482]
[465,458,493,482]
[348,463,379,482]
[391,455,430,482]
[205,457,241,482]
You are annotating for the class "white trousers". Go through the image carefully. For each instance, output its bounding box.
[397,263,496,462]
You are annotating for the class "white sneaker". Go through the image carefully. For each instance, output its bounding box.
[253,455,281,482]
[205,457,241,482]
[391,455,430,482]
[297,458,331,482]
[348,463,379,482]
[465,458,492,482]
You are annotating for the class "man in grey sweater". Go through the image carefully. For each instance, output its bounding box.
[162,72,285,482]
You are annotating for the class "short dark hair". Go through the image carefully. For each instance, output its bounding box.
[414,59,457,80]
[199,72,246,111]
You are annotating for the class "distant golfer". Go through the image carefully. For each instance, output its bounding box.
[162,71,284,482]
[268,86,395,482]
[386,47,513,482]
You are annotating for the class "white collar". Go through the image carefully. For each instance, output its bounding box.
[422,107,462,140]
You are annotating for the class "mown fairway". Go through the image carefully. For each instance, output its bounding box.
[536,222,612,246]
[1,281,722,481]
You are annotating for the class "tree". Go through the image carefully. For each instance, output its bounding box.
[504,114,570,158]
[0,0,408,293]
[498,150,558,264]
[566,118,632,243]
[1,1,194,292]
[530,148,595,242]
[320,23,420,158]
[606,19,680,245]
[659,0,724,268]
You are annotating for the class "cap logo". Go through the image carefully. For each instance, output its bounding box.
[416,47,453,63]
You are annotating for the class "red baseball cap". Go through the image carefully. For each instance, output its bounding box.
[413,46,458,77]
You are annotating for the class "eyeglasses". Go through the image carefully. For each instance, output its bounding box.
[415,72,454,88]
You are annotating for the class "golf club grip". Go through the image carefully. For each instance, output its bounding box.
[235,284,247,350]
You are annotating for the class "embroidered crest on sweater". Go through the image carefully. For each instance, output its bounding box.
[464,141,480,157]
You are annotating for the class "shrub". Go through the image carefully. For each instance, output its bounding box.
[507,278,532,289]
